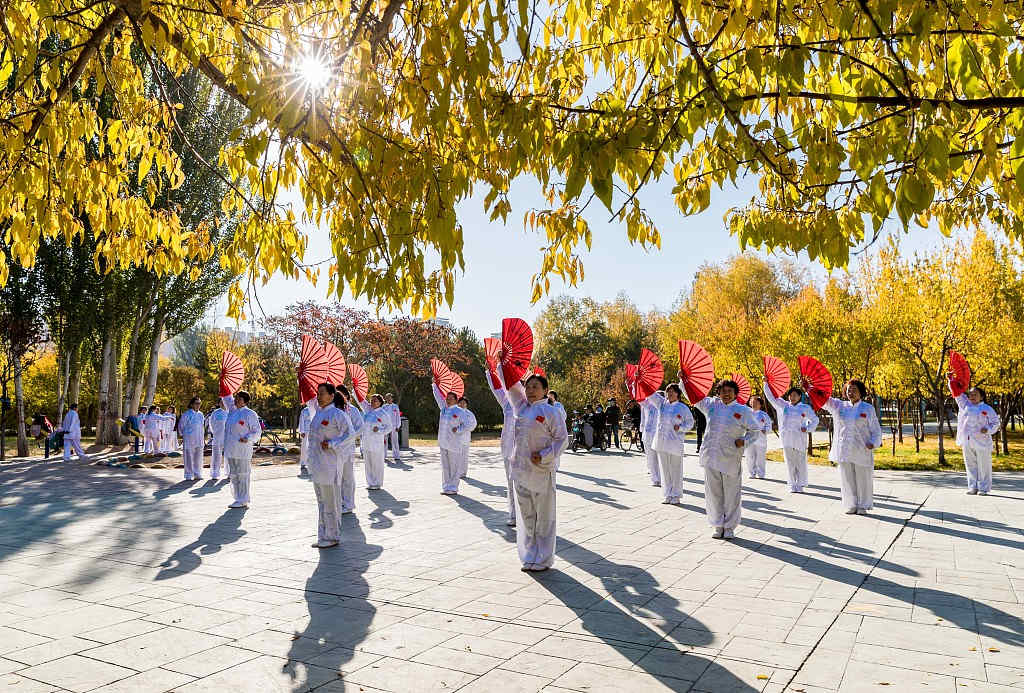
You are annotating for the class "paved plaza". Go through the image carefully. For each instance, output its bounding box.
[0,447,1022,692]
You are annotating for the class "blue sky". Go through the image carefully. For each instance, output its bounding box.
[213,172,957,339]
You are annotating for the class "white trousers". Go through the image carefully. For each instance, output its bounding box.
[340,453,356,512]
[515,475,557,568]
[363,441,386,488]
[144,434,159,454]
[227,457,252,504]
[646,446,661,484]
[458,446,470,478]
[838,461,873,510]
[299,436,309,469]
[704,468,742,529]
[314,482,342,543]
[963,445,993,492]
[503,456,516,518]
[388,430,402,460]
[440,448,460,493]
[211,442,225,478]
[182,446,203,479]
[783,446,808,491]
[745,439,767,478]
[62,438,86,458]
[657,451,684,501]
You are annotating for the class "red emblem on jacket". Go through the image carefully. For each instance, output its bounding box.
[982,411,989,416]
[536,415,545,423]
[321,420,329,426]
[859,412,867,418]
[800,413,805,417]
[733,412,741,419]
[237,420,245,426]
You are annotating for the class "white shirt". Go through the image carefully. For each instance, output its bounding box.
[222,395,261,460]
[357,400,395,442]
[506,382,569,491]
[762,383,819,450]
[307,403,355,484]
[486,370,516,461]
[298,403,313,437]
[432,384,471,451]
[62,410,81,439]
[382,402,401,429]
[179,409,205,448]
[952,394,1000,451]
[207,408,227,443]
[822,397,883,467]
[645,393,694,455]
[144,413,162,436]
[747,409,773,444]
[693,394,760,476]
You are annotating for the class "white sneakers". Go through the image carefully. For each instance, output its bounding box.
[856,508,868,515]
[712,527,725,539]
[228,501,247,509]
[312,540,338,549]
[845,508,857,514]
[966,489,978,495]
[723,529,734,539]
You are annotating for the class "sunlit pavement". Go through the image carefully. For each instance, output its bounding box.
[1,447,1022,692]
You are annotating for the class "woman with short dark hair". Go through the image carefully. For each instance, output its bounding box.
[222,390,261,508]
[823,380,882,514]
[180,396,205,481]
[762,384,819,491]
[949,380,1000,496]
[307,383,356,547]
[643,383,695,504]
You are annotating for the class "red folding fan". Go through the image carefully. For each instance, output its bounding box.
[948,350,971,397]
[298,335,329,403]
[430,358,463,399]
[219,350,244,397]
[677,340,714,402]
[348,364,369,402]
[798,356,833,410]
[631,348,664,402]
[324,341,346,386]
[625,363,640,400]
[731,373,751,405]
[533,366,546,377]
[762,355,791,399]
[483,337,502,387]
[500,318,534,385]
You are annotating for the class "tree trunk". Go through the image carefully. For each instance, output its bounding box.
[13,358,28,458]
[936,393,946,466]
[143,311,165,408]
[68,343,82,409]
[123,298,152,415]
[96,327,115,444]
[56,344,66,422]
[914,393,921,452]
[896,397,904,443]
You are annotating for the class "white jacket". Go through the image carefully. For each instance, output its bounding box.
[61,410,82,439]
[952,393,1000,451]
[179,409,205,448]
[432,383,471,451]
[144,413,162,437]
[747,409,773,445]
[207,408,227,444]
[298,402,313,438]
[763,383,818,450]
[382,402,401,430]
[639,399,659,438]
[645,393,694,455]
[486,370,516,461]
[693,394,760,476]
[506,381,568,491]
[822,397,882,467]
[307,403,355,484]
[221,395,261,460]
[357,400,395,444]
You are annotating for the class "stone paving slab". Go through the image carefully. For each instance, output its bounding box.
[1,446,1022,692]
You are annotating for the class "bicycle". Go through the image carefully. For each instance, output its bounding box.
[619,417,644,452]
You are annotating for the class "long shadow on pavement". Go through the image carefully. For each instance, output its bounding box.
[155,508,248,578]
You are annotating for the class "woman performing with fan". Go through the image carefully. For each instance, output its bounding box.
[821,377,882,514]
[352,364,394,490]
[484,338,518,525]
[431,359,471,495]
[947,351,1000,496]
[744,395,773,480]
[678,341,760,539]
[219,350,259,508]
[762,356,819,491]
[307,382,356,548]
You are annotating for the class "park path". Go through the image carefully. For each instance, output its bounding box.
[0,446,1021,692]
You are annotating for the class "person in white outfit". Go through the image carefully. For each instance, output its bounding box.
[207,404,228,479]
[339,385,362,513]
[297,399,314,475]
[432,384,472,494]
[762,384,819,491]
[639,391,663,486]
[61,403,88,461]
[485,368,518,525]
[644,384,695,504]
[383,393,402,461]
[144,405,162,455]
[822,380,883,514]
[139,408,152,452]
[307,383,356,548]
[744,395,773,479]
[456,396,477,479]
[949,381,1000,495]
[179,397,205,480]
[356,393,395,489]
[503,372,569,571]
[163,406,178,453]
[691,377,760,539]
[222,391,261,508]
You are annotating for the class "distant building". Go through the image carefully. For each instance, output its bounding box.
[213,327,265,345]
